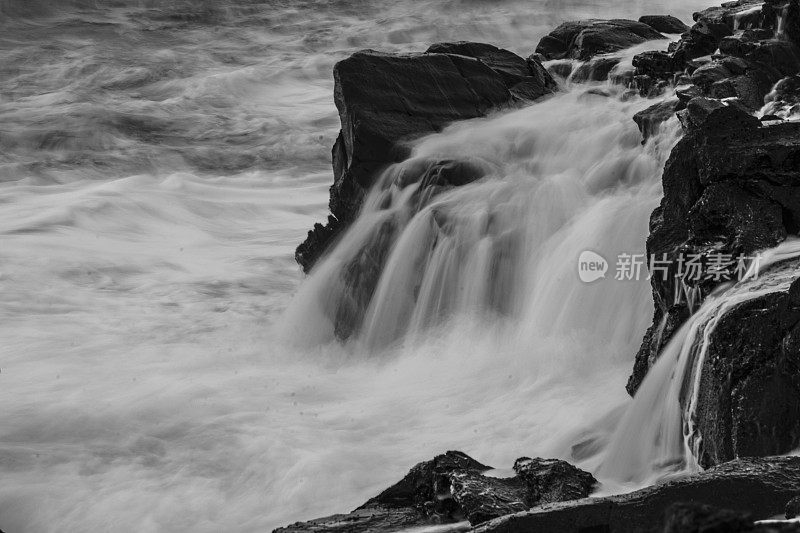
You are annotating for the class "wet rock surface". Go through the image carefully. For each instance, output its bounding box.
[295,46,555,273]
[639,15,691,35]
[695,274,800,468]
[629,106,800,395]
[472,457,800,533]
[274,452,596,533]
[535,19,666,61]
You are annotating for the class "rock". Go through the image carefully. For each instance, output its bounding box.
[676,96,761,134]
[786,496,800,519]
[691,61,734,88]
[570,57,621,82]
[674,30,721,62]
[274,452,597,532]
[295,48,555,272]
[676,83,704,102]
[661,502,754,533]
[763,74,800,118]
[633,98,681,141]
[694,276,800,468]
[512,457,597,506]
[471,457,800,533]
[628,116,800,395]
[693,0,766,30]
[535,19,665,61]
[426,42,558,100]
[639,15,691,34]
[633,50,678,81]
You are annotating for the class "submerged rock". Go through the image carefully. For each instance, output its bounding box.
[274,452,596,532]
[295,46,555,273]
[472,457,800,533]
[535,19,665,61]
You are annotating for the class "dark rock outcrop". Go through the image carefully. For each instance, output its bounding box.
[694,272,800,468]
[630,1,800,106]
[628,101,800,395]
[296,47,556,273]
[639,15,691,35]
[472,456,800,533]
[274,452,596,533]
[535,20,665,61]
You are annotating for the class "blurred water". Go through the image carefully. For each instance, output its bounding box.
[1,1,709,531]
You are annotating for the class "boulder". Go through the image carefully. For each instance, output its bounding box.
[535,19,665,61]
[639,15,691,34]
[295,48,555,272]
[570,57,621,82]
[274,452,597,532]
[426,42,557,100]
[471,457,800,533]
[628,108,800,394]
[632,98,681,141]
[633,50,678,81]
[695,273,800,468]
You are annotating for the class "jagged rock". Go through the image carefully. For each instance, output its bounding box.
[633,98,681,141]
[472,457,800,533]
[639,15,691,34]
[295,47,555,273]
[535,19,665,61]
[628,113,800,395]
[274,452,597,532]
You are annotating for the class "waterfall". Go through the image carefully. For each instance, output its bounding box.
[596,238,800,488]
[281,84,682,355]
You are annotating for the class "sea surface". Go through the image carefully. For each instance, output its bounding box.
[1,1,709,531]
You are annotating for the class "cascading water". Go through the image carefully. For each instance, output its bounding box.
[282,82,682,354]
[595,239,800,489]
